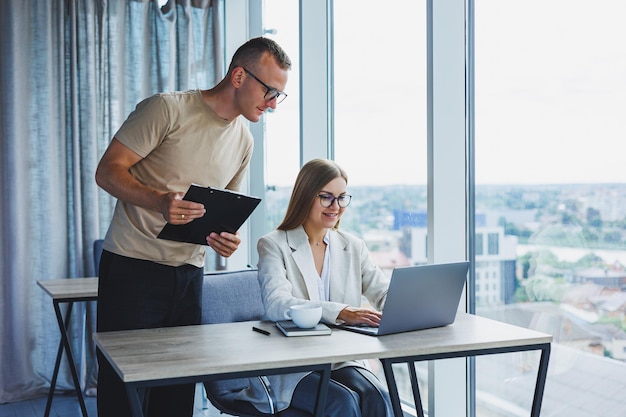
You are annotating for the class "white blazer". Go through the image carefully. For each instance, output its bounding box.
[257,226,390,324]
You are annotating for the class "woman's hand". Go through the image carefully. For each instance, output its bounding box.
[338,307,382,327]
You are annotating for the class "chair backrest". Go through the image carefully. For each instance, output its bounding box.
[93,239,104,274]
[201,268,264,324]
[201,269,269,416]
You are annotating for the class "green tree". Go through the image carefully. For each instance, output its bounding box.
[586,207,602,228]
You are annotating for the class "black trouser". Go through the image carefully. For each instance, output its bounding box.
[96,250,203,417]
[287,367,393,417]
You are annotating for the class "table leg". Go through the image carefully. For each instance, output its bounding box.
[47,301,89,417]
[407,362,425,417]
[530,344,551,417]
[126,384,146,417]
[381,359,404,417]
[43,302,72,417]
[313,365,332,417]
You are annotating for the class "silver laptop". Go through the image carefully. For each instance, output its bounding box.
[338,261,469,336]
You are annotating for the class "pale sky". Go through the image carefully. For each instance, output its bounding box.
[263,0,626,186]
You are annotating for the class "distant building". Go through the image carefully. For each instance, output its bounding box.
[475,226,519,305]
[369,249,411,276]
[610,335,626,361]
[392,209,427,230]
[571,267,626,290]
[362,228,410,276]
[396,210,518,305]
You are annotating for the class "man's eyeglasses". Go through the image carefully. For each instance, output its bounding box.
[317,194,352,208]
[242,67,287,104]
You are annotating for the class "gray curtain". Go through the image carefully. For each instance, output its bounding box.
[0,0,222,402]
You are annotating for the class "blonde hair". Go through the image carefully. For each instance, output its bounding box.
[278,159,348,231]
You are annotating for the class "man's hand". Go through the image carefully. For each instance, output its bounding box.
[337,307,382,327]
[160,193,206,224]
[206,231,241,258]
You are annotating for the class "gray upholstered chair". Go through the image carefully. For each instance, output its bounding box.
[201,269,264,324]
[93,239,104,273]
[201,269,269,416]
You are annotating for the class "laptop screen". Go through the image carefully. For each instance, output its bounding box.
[339,261,469,336]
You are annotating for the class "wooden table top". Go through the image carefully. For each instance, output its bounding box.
[37,277,98,300]
[94,313,552,384]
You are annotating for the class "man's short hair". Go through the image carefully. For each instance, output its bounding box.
[228,37,291,74]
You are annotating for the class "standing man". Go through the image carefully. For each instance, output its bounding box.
[94,37,291,417]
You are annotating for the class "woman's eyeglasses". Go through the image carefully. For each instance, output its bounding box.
[317,194,352,208]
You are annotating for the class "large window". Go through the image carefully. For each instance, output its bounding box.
[263,0,429,271]
[474,1,626,416]
[333,1,428,409]
[334,0,427,271]
[262,0,301,233]
[263,0,429,411]
[260,1,470,414]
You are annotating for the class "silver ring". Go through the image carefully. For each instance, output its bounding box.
[181,214,185,220]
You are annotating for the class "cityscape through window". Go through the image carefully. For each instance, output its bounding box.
[263,1,626,415]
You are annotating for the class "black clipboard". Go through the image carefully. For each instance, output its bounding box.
[157,184,261,245]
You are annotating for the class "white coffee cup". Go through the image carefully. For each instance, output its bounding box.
[286,304,322,328]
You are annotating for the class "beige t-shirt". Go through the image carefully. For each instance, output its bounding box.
[102,90,253,267]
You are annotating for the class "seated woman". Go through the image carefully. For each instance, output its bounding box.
[254,158,393,417]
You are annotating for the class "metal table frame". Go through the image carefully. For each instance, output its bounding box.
[37,278,98,417]
[381,342,551,417]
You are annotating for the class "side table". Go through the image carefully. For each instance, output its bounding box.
[37,277,98,417]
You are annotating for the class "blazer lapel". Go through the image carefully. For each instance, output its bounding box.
[328,230,350,302]
[286,227,322,301]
